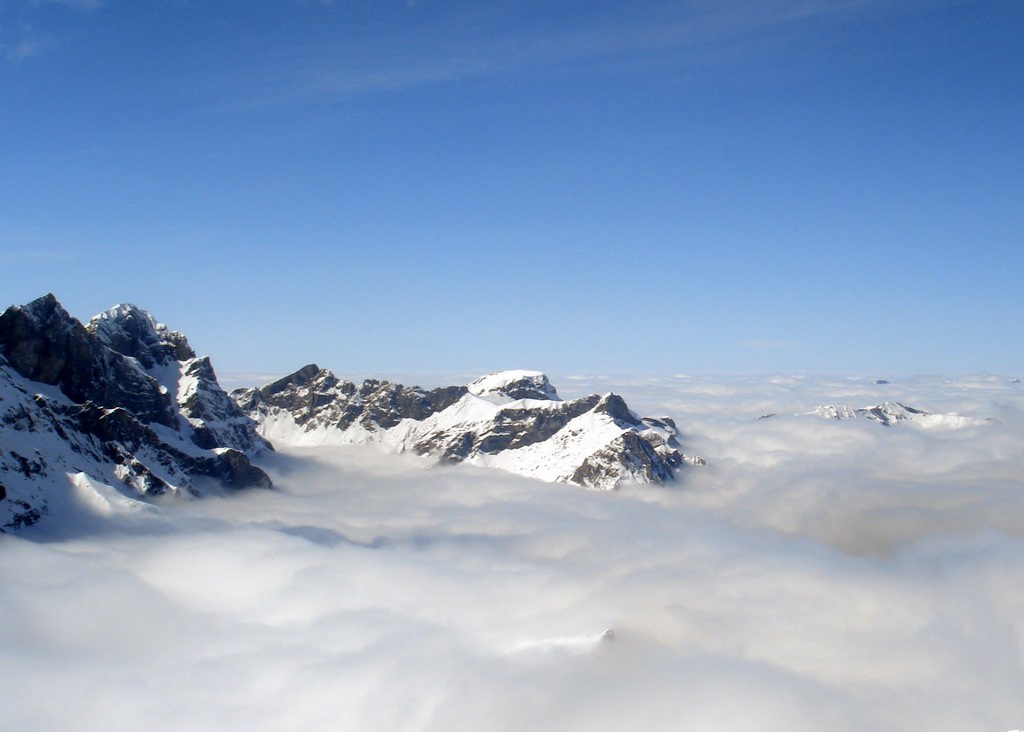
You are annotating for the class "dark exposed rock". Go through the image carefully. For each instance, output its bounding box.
[570,431,675,488]
[438,432,475,463]
[9,450,44,478]
[188,449,273,490]
[234,366,470,434]
[466,395,602,455]
[593,393,642,427]
[4,499,43,529]
[0,294,175,427]
[643,415,676,430]
[59,399,271,495]
[262,363,324,398]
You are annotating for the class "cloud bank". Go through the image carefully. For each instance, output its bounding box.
[2,375,1023,731]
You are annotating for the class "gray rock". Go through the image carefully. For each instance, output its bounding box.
[234,365,469,434]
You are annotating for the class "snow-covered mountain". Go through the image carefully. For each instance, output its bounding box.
[808,401,986,428]
[234,366,700,489]
[0,295,271,530]
[88,303,271,455]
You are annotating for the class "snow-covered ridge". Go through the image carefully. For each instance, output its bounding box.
[467,370,560,401]
[88,303,195,369]
[235,365,699,489]
[808,401,987,429]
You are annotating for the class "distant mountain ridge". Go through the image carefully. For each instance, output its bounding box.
[808,401,987,428]
[233,366,700,490]
[0,294,271,530]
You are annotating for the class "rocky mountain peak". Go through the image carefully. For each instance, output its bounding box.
[0,294,85,379]
[261,363,326,396]
[593,393,641,427]
[0,294,176,427]
[467,370,560,401]
[0,294,273,531]
[88,303,195,368]
[11,292,66,325]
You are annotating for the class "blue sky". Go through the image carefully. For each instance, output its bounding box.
[1,0,1021,381]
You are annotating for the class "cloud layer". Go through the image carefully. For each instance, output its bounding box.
[2,375,1023,731]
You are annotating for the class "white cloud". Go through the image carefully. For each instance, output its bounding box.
[2,375,1024,730]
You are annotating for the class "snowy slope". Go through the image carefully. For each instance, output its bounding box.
[235,366,700,489]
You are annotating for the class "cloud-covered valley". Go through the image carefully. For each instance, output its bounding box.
[2,375,1023,731]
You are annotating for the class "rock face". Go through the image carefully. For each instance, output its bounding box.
[87,304,271,455]
[234,367,697,489]
[0,294,176,427]
[0,295,271,531]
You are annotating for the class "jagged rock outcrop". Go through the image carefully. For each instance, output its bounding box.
[87,303,195,367]
[234,365,469,434]
[88,304,271,456]
[0,294,176,427]
[0,295,271,530]
[235,367,698,489]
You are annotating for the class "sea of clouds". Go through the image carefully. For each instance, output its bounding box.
[2,375,1023,731]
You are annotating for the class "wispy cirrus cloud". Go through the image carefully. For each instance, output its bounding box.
[1,0,102,62]
[225,0,909,107]
[3,37,44,61]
